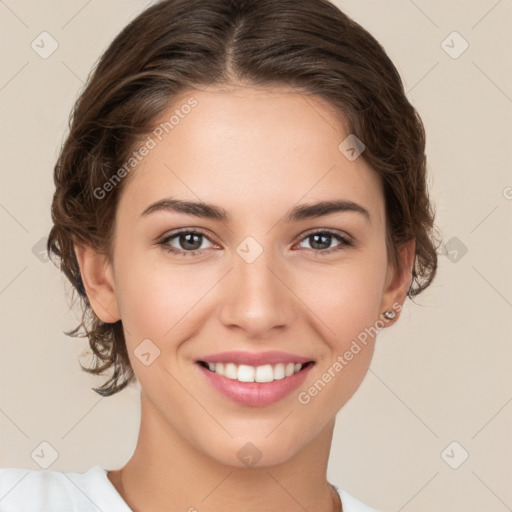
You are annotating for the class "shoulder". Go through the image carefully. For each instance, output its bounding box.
[0,466,131,512]
[333,484,382,512]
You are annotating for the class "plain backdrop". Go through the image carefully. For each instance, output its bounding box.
[1,1,511,511]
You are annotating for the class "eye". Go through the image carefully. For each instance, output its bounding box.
[295,229,354,255]
[158,228,354,258]
[159,229,215,257]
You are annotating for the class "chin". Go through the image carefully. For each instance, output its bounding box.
[197,431,309,470]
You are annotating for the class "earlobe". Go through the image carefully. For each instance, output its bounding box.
[379,238,416,324]
[74,243,121,323]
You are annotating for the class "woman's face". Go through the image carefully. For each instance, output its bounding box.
[87,85,411,467]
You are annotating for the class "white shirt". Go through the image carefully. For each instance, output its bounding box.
[0,466,380,511]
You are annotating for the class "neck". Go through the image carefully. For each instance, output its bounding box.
[108,392,341,512]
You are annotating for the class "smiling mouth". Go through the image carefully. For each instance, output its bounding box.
[197,360,315,383]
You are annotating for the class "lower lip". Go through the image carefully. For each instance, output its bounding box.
[196,363,314,407]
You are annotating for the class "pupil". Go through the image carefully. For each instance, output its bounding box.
[311,234,330,250]
[181,233,201,250]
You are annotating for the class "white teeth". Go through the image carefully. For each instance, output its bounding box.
[285,363,295,377]
[237,364,255,382]
[224,362,238,379]
[273,363,285,380]
[255,364,273,383]
[203,361,308,382]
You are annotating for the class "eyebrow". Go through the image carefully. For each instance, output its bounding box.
[141,198,371,224]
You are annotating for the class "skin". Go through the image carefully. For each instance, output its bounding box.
[75,83,415,512]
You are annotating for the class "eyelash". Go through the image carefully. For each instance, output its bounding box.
[158,228,354,258]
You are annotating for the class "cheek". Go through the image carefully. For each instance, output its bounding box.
[292,258,386,345]
[114,251,216,345]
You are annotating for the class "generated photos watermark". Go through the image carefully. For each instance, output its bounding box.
[297,301,402,405]
[93,97,198,200]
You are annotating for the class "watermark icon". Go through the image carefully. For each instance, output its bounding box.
[338,134,365,161]
[237,442,262,467]
[441,31,469,59]
[441,441,469,469]
[297,301,402,405]
[31,31,59,59]
[236,236,264,264]
[31,441,59,469]
[503,186,512,200]
[93,97,198,200]
[32,236,50,263]
[439,236,468,263]
[134,338,161,366]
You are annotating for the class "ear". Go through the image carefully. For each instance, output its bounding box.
[74,243,120,323]
[378,238,416,325]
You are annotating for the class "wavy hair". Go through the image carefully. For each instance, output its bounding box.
[47,0,442,396]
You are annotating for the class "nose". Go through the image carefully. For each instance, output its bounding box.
[217,247,297,339]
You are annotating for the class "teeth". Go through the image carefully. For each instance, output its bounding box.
[238,364,255,382]
[273,363,285,380]
[205,361,307,382]
[225,362,238,379]
[255,365,273,383]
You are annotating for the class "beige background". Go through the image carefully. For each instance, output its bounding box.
[1,1,511,511]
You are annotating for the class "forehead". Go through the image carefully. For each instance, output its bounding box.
[117,85,385,230]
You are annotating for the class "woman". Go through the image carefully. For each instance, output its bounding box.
[0,0,440,510]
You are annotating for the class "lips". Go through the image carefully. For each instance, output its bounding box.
[196,361,314,406]
[194,350,315,406]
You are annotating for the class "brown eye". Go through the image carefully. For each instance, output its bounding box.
[159,229,214,257]
[297,230,353,255]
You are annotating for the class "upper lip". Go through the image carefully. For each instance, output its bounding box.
[196,351,314,366]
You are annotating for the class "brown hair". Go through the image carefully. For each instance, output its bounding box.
[47,0,442,396]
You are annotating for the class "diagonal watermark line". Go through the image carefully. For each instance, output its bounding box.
[61,0,93,29]
[0,266,29,296]
[61,396,104,439]
[408,0,439,28]
[0,408,29,438]
[470,204,499,233]
[0,61,29,92]
[471,265,512,308]
[472,396,512,439]
[0,202,29,233]
[163,267,233,337]
[62,473,106,511]
[200,470,235,502]
[398,472,439,511]
[471,0,503,29]
[472,61,512,104]
[292,85,338,133]
[266,164,337,236]
[0,0,29,28]
[61,61,85,84]
[266,265,336,335]
[369,368,439,437]
[161,366,234,438]
[0,471,29,504]
[163,163,234,235]
[265,409,295,438]
[406,62,439,95]
[472,471,512,511]
[266,471,309,512]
